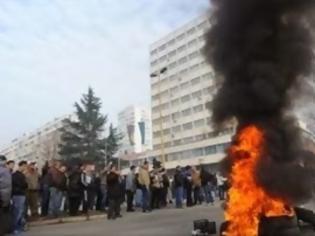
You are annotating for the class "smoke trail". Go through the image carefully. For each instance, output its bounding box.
[204,0,315,204]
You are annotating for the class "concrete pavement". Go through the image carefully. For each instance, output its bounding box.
[26,205,224,236]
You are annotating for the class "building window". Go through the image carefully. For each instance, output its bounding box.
[163,115,170,123]
[203,86,216,95]
[191,77,201,86]
[197,21,208,30]
[182,108,192,117]
[183,122,193,130]
[171,99,180,107]
[193,148,204,157]
[181,95,191,103]
[154,144,161,149]
[193,104,204,113]
[171,112,181,121]
[177,45,187,53]
[151,49,158,56]
[168,50,177,58]
[183,137,194,144]
[178,69,187,76]
[178,56,188,65]
[188,39,198,48]
[176,33,185,41]
[202,72,214,81]
[170,86,179,95]
[168,39,176,46]
[153,131,161,137]
[153,118,161,125]
[163,129,171,135]
[172,125,181,133]
[180,82,190,90]
[182,150,192,159]
[195,134,207,141]
[190,63,199,71]
[159,55,167,63]
[173,140,182,146]
[198,35,205,42]
[187,27,196,35]
[192,90,203,99]
[205,145,217,155]
[188,51,200,60]
[194,119,206,127]
[169,61,177,69]
[151,60,158,67]
[159,44,166,52]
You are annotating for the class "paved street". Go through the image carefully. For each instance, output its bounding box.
[26,205,224,236]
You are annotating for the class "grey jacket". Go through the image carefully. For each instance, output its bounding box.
[0,163,12,207]
[126,172,136,192]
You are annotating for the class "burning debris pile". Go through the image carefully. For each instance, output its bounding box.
[204,0,315,235]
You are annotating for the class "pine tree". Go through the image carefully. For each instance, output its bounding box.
[105,123,123,163]
[59,87,107,163]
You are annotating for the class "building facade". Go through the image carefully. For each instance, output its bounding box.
[148,14,234,169]
[0,114,73,167]
[117,106,152,156]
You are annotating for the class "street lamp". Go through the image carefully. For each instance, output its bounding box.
[150,67,168,166]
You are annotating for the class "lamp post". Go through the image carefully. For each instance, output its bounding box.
[150,67,168,166]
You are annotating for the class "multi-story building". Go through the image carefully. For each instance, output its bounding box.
[117,106,152,157]
[0,114,73,167]
[148,14,234,170]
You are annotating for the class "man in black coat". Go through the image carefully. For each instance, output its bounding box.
[107,165,121,220]
[12,161,28,234]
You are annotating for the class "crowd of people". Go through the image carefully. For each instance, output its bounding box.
[0,154,228,235]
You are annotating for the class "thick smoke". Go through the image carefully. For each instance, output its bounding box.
[204,0,315,204]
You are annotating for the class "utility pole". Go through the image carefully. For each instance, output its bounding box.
[150,67,168,166]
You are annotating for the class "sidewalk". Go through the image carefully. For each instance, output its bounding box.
[29,213,107,227]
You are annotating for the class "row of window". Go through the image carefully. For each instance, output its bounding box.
[150,20,210,57]
[151,71,215,101]
[151,65,214,94]
[165,142,230,162]
[153,128,234,150]
[152,86,215,114]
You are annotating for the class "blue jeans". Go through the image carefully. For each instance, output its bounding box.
[49,187,63,218]
[12,195,26,232]
[202,184,214,204]
[141,187,150,211]
[175,186,183,208]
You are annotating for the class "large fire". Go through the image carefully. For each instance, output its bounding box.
[223,126,294,236]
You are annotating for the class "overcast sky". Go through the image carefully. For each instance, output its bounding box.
[0,0,209,148]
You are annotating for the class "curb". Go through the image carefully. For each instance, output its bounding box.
[29,214,106,227]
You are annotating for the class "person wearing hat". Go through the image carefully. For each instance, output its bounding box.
[125,166,136,212]
[0,155,12,235]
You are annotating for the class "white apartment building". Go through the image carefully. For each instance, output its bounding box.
[148,14,234,169]
[0,114,73,167]
[117,106,152,157]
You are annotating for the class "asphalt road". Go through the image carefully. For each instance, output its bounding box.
[26,205,224,236]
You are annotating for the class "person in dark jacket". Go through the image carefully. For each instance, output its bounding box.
[0,155,12,236]
[12,161,28,234]
[81,163,97,214]
[40,160,53,217]
[184,166,193,207]
[160,168,170,208]
[200,167,214,205]
[174,166,184,208]
[107,165,122,220]
[68,165,82,216]
[48,161,67,218]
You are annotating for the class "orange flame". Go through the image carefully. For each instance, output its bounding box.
[224,125,293,236]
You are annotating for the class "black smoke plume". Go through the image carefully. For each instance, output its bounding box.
[204,0,315,204]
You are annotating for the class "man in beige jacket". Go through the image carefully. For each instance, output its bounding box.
[138,161,151,212]
[25,162,39,217]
